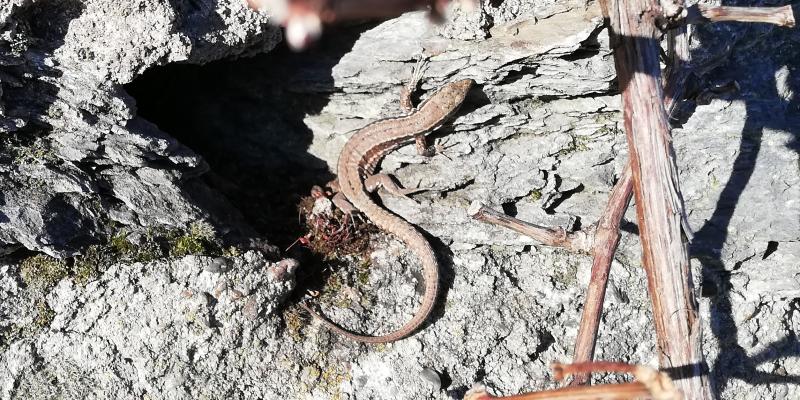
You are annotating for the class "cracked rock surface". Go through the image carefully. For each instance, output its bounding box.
[1,0,799,399]
[0,0,281,256]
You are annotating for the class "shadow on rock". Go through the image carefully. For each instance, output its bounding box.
[686,3,800,394]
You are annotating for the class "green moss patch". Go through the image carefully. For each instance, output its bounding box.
[19,254,69,292]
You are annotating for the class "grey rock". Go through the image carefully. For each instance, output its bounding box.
[0,0,281,256]
[1,252,296,400]
[0,0,798,399]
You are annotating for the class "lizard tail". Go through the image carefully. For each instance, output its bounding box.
[303,200,439,344]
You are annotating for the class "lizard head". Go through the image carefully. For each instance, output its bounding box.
[444,78,475,101]
[430,78,474,117]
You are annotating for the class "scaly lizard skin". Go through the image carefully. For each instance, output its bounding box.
[303,78,474,343]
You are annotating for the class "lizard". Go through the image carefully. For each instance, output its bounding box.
[301,76,475,343]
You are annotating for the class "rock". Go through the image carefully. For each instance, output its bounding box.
[0,0,281,256]
[1,252,296,399]
[1,0,797,399]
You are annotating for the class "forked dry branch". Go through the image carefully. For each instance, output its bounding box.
[468,202,596,254]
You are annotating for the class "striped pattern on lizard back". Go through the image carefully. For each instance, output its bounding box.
[303,79,474,343]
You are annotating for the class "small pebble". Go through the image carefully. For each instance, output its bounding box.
[204,257,229,273]
[419,367,441,389]
[243,297,260,320]
[270,258,299,280]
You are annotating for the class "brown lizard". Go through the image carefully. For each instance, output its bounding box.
[301,77,474,343]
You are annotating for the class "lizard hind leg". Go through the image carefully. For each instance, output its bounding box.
[364,173,430,200]
[331,192,357,215]
[330,192,363,232]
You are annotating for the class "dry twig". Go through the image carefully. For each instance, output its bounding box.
[569,165,633,383]
[468,202,594,254]
[686,4,796,27]
[463,362,681,400]
[600,0,711,395]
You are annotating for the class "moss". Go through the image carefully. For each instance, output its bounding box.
[295,194,381,317]
[319,366,350,400]
[111,224,215,262]
[133,229,165,263]
[356,260,371,286]
[318,273,344,308]
[169,221,218,257]
[222,246,241,258]
[73,244,117,285]
[710,173,719,188]
[529,189,543,201]
[296,194,376,261]
[304,365,321,381]
[555,134,593,157]
[553,261,579,287]
[595,123,618,136]
[11,136,59,165]
[89,222,231,278]
[33,300,54,330]
[0,324,23,351]
[574,135,591,152]
[109,229,161,263]
[110,231,135,256]
[19,254,68,292]
[189,221,215,240]
[332,296,352,309]
[171,235,206,257]
[283,307,305,342]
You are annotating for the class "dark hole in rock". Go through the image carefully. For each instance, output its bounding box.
[440,368,453,390]
[762,241,779,260]
[125,25,386,307]
[560,25,603,62]
[447,385,470,399]
[125,27,371,250]
[529,329,555,360]
[501,201,518,217]
[619,219,639,236]
[18,0,85,46]
[572,215,582,231]
[474,364,487,382]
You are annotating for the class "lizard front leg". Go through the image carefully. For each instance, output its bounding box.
[401,58,438,157]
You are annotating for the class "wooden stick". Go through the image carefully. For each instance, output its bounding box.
[687,4,796,27]
[602,0,711,396]
[570,2,693,383]
[468,203,594,254]
[464,383,654,400]
[465,362,681,400]
[570,165,633,384]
